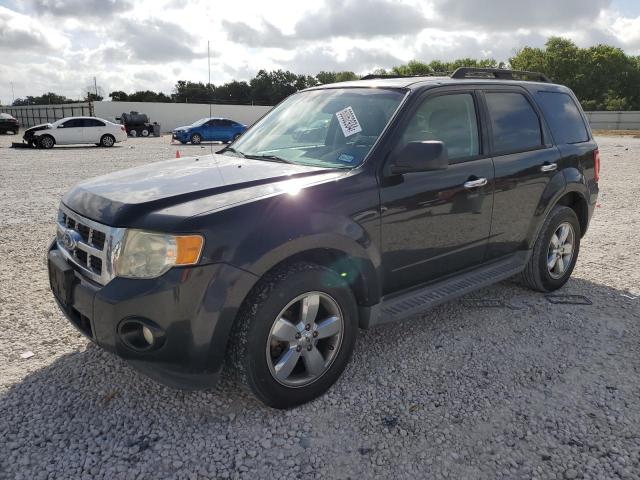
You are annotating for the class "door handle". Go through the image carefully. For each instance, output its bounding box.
[540,163,558,172]
[463,178,488,189]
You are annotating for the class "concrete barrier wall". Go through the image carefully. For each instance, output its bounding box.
[1,101,273,131]
[584,111,640,130]
[94,101,273,132]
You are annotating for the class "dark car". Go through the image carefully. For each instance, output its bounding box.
[0,113,19,134]
[172,117,247,144]
[48,68,599,408]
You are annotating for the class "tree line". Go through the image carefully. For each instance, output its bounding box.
[8,38,640,111]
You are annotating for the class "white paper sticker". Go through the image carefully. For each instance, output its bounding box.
[335,106,362,138]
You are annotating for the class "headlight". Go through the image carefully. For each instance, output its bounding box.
[113,230,204,279]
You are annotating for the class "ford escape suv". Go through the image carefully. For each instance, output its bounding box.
[48,68,599,408]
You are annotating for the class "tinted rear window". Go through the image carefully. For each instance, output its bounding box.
[536,92,589,144]
[485,92,542,154]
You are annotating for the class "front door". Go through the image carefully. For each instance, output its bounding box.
[380,90,494,294]
[55,118,84,144]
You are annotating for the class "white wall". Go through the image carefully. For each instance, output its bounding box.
[584,111,640,130]
[93,101,273,132]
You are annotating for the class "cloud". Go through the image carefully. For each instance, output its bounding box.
[282,47,404,75]
[30,0,133,18]
[431,0,611,30]
[221,19,292,48]
[222,0,429,48]
[115,18,209,63]
[0,5,67,51]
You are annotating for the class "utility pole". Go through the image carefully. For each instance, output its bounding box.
[10,82,15,104]
[94,76,98,99]
[208,40,212,118]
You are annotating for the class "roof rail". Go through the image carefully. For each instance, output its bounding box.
[450,67,551,83]
[360,72,450,81]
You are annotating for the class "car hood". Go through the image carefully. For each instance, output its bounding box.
[173,126,191,132]
[24,123,52,133]
[63,153,347,227]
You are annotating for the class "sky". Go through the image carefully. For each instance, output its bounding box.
[1,0,639,103]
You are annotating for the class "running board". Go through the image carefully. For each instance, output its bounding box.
[366,251,530,328]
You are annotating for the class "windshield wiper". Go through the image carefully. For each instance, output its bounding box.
[218,147,246,157]
[244,154,295,164]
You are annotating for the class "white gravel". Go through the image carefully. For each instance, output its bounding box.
[1,133,639,480]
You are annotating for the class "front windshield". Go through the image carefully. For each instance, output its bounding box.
[229,88,405,168]
[190,118,209,127]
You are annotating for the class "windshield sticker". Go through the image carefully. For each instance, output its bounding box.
[337,153,356,164]
[335,107,362,137]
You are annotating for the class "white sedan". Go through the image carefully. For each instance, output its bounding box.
[24,116,128,148]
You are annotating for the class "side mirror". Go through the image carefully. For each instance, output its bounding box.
[390,141,448,174]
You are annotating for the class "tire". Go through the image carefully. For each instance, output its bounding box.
[229,262,358,409]
[520,206,581,292]
[100,134,115,147]
[190,133,202,145]
[141,129,149,137]
[129,129,137,137]
[39,135,55,149]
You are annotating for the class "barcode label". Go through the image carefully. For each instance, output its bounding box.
[335,106,362,137]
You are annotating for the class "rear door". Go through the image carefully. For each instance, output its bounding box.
[218,119,236,141]
[379,88,495,293]
[481,87,562,260]
[82,118,106,143]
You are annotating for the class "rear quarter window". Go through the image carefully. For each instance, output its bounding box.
[536,92,589,144]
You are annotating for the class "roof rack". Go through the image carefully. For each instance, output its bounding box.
[360,72,449,81]
[450,67,551,83]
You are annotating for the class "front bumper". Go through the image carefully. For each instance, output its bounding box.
[172,131,189,141]
[48,241,258,389]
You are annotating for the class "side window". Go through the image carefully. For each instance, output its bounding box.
[205,120,217,127]
[536,92,589,144]
[220,119,233,126]
[62,119,83,128]
[401,93,480,162]
[83,119,105,127]
[485,92,542,154]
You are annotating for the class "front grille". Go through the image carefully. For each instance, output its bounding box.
[56,205,119,285]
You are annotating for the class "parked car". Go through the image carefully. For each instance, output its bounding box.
[0,113,19,134]
[48,68,599,408]
[172,117,246,144]
[23,116,127,148]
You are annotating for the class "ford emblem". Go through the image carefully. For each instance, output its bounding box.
[60,229,82,251]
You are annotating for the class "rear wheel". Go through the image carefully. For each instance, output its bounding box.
[39,135,55,149]
[191,133,202,145]
[520,206,581,292]
[229,262,358,409]
[141,128,149,137]
[129,129,137,137]
[100,134,115,147]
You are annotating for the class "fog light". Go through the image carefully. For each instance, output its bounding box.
[142,325,154,345]
[118,318,165,352]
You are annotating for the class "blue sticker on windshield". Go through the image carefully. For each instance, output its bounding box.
[337,153,355,164]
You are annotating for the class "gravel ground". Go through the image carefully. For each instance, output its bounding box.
[0,133,639,480]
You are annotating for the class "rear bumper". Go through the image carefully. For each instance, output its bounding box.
[48,241,258,389]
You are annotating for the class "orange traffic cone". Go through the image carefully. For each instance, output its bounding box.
[176,150,181,158]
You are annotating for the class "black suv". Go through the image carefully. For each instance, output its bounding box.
[48,68,599,408]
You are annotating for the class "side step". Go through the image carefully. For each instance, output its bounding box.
[367,251,530,328]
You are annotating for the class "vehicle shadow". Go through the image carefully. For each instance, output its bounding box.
[0,276,638,478]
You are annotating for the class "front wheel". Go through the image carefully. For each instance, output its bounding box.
[100,134,115,147]
[190,133,202,145]
[141,128,149,137]
[229,262,358,409]
[39,135,55,149]
[520,206,581,292]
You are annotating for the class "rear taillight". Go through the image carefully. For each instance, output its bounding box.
[593,148,600,183]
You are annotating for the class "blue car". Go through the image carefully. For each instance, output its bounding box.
[172,117,247,145]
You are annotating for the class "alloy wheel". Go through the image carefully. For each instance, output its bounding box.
[547,222,575,279]
[266,292,344,387]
